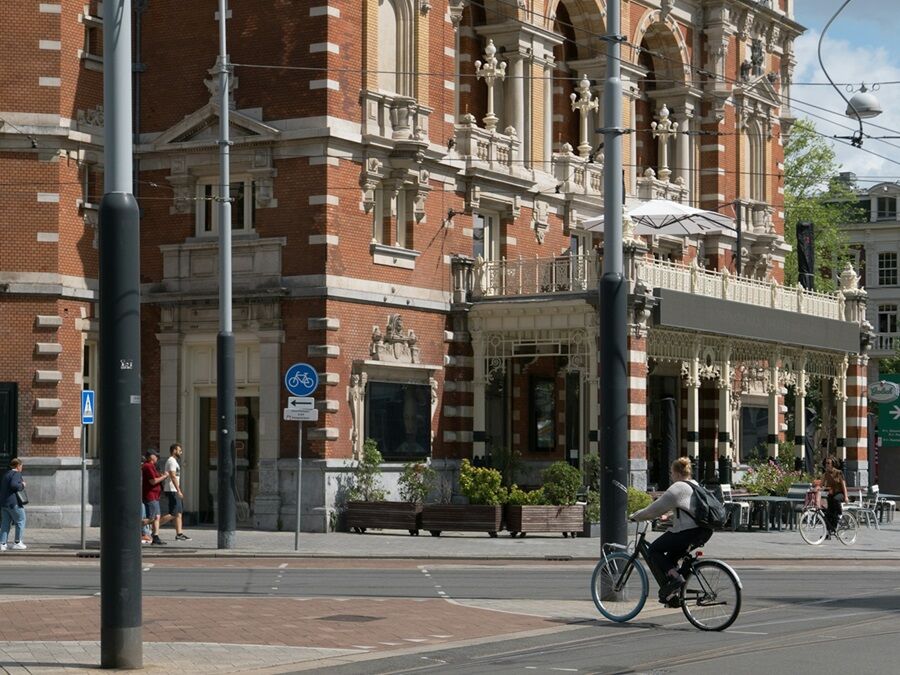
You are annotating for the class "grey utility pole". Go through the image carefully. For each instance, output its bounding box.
[98,0,142,668]
[599,0,628,548]
[216,0,237,549]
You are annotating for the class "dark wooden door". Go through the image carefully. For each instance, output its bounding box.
[0,383,17,466]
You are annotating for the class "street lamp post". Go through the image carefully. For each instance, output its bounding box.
[216,0,237,549]
[599,0,628,548]
[98,0,142,668]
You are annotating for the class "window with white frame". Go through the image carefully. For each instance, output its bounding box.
[877,196,897,221]
[395,189,409,249]
[377,0,414,96]
[748,123,766,202]
[81,1,103,68]
[879,304,898,335]
[473,211,500,262]
[878,251,898,286]
[372,188,386,244]
[196,178,255,236]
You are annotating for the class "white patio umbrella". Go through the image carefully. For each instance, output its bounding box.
[581,199,735,236]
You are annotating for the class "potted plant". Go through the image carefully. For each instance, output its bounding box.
[421,459,505,536]
[505,461,584,537]
[345,440,396,534]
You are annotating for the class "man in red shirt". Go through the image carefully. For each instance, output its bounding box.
[141,449,167,545]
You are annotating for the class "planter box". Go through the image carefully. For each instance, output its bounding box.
[346,501,422,535]
[505,505,585,537]
[420,504,503,536]
[579,521,602,538]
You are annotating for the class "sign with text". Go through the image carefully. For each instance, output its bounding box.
[878,374,900,446]
[283,408,319,422]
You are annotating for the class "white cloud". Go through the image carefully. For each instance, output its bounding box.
[791,28,900,184]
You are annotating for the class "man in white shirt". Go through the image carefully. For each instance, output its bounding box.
[160,443,191,541]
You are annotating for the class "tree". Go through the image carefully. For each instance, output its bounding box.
[783,119,859,291]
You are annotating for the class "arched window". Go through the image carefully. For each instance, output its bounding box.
[377,0,414,97]
[748,122,766,203]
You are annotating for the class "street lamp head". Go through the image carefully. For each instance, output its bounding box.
[846,84,882,120]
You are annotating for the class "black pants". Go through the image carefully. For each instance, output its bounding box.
[648,527,712,579]
[825,493,844,533]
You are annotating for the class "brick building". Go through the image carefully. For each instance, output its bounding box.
[0,0,873,531]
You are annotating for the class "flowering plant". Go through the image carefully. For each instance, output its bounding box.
[739,459,814,496]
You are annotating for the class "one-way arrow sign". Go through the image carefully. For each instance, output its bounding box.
[891,405,900,421]
[288,396,314,410]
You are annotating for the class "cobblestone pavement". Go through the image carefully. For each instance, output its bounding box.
[0,594,551,673]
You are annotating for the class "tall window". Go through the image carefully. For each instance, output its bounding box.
[372,189,385,244]
[748,123,766,202]
[879,304,898,334]
[878,252,898,286]
[530,377,556,452]
[197,178,255,236]
[473,212,500,261]
[877,196,897,221]
[377,0,413,96]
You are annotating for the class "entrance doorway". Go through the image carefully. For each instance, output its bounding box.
[197,395,259,525]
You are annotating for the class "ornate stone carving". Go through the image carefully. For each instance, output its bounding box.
[76,105,105,127]
[532,200,550,244]
[348,372,367,459]
[360,157,383,213]
[371,314,420,364]
[204,60,237,109]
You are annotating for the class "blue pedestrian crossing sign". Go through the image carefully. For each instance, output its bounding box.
[81,390,95,425]
[284,363,318,397]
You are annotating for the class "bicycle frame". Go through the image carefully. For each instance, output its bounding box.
[602,522,673,592]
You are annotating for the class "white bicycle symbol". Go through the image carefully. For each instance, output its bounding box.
[288,371,313,389]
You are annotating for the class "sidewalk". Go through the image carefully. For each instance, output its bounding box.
[13,520,900,560]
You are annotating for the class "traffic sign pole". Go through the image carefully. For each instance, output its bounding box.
[80,424,86,551]
[283,363,319,551]
[295,423,302,552]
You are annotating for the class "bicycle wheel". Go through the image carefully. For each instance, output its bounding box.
[681,559,742,631]
[591,552,648,623]
[799,508,827,545]
[836,512,858,545]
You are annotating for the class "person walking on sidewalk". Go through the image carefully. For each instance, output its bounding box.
[141,449,168,545]
[0,458,28,551]
[160,443,191,541]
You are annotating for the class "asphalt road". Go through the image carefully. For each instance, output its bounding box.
[3,560,899,673]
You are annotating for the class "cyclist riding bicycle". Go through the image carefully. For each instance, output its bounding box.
[630,457,713,605]
[821,455,848,540]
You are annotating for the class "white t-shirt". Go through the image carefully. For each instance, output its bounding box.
[163,456,181,493]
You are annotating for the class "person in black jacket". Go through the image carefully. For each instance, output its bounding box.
[0,458,27,551]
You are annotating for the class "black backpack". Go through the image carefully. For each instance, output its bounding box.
[680,481,728,530]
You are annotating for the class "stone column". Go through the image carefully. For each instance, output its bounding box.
[544,63,554,164]
[676,120,691,195]
[845,356,870,487]
[768,357,780,458]
[627,332,648,490]
[684,358,700,459]
[157,332,184,454]
[795,362,807,464]
[253,330,284,530]
[506,53,525,138]
[718,349,732,461]
[472,335,487,459]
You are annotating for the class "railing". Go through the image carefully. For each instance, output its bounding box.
[552,144,604,197]
[454,114,520,174]
[451,254,847,322]
[453,253,598,300]
[635,258,844,320]
[874,334,900,353]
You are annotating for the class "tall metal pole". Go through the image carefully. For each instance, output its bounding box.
[80,425,86,550]
[295,424,302,551]
[599,0,628,548]
[216,0,237,549]
[98,0,142,668]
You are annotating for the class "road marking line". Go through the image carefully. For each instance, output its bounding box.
[271,587,278,590]
[352,646,374,650]
[403,638,428,643]
[379,642,402,646]
[728,630,768,635]
[429,634,452,638]
[278,563,288,569]
[551,669,579,673]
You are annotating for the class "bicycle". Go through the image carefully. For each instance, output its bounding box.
[798,490,858,546]
[591,521,742,631]
[288,371,313,389]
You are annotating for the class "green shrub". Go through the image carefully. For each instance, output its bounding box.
[459,459,507,505]
[626,486,652,516]
[506,485,546,506]
[582,454,601,492]
[487,446,521,487]
[347,439,387,502]
[398,461,436,504]
[584,489,600,522]
[541,461,582,505]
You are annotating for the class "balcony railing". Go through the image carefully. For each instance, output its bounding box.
[635,258,844,320]
[454,114,521,176]
[874,334,900,354]
[452,254,846,322]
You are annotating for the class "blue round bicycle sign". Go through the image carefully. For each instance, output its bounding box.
[284,363,319,397]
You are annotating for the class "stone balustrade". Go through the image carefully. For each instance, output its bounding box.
[453,113,520,175]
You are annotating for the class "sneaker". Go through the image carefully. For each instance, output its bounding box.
[658,577,684,603]
[0,543,6,552]
[12,542,26,550]
[141,535,152,545]
[151,536,167,546]
[175,533,192,541]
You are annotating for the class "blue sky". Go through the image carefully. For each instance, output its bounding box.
[793,0,900,184]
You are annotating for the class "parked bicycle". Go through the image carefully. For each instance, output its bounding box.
[798,488,858,545]
[591,521,742,631]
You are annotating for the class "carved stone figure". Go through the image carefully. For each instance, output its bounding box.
[370,314,421,364]
[348,373,366,459]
